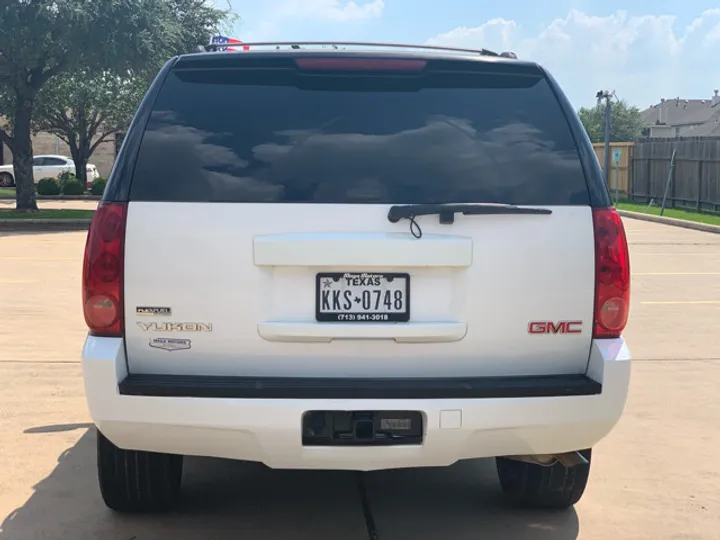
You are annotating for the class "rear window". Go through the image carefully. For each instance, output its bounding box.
[129,65,590,205]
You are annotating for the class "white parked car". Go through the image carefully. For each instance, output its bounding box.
[81,42,632,513]
[0,154,99,187]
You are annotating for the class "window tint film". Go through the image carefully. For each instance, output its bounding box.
[130,68,589,205]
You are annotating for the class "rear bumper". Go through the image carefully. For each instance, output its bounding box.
[82,338,631,471]
[119,372,601,399]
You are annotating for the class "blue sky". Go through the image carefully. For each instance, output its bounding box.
[223,0,720,109]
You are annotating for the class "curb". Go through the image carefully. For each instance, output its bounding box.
[618,210,720,234]
[0,195,101,201]
[0,219,91,232]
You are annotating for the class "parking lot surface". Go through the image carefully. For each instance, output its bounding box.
[1,219,719,540]
[0,199,98,211]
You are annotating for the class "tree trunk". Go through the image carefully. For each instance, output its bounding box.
[73,160,88,189]
[78,140,90,189]
[13,97,38,211]
[69,138,89,190]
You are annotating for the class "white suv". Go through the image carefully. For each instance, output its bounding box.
[0,154,99,187]
[81,42,631,513]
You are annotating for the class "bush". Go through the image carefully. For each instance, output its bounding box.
[61,178,85,196]
[36,177,61,196]
[91,177,107,196]
[57,170,77,186]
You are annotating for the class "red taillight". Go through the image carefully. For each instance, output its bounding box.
[82,202,127,337]
[592,208,630,339]
[294,57,427,71]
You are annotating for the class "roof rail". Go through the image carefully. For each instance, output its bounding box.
[203,41,500,57]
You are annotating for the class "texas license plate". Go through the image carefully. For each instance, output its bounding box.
[315,272,410,323]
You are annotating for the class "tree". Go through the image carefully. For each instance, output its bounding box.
[578,99,645,143]
[33,72,147,188]
[0,0,229,210]
[28,1,233,189]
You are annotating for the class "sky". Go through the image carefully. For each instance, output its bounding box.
[223,0,720,109]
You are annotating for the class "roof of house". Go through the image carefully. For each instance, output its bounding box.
[684,117,720,137]
[642,98,719,127]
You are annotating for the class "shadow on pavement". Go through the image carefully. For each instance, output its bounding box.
[366,460,579,539]
[1,427,578,540]
[0,428,368,540]
[24,423,93,434]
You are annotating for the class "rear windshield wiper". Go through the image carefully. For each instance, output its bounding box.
[388,203,552,223]
[387,203,552,238]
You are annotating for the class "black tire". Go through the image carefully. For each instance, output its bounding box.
[97,430,183,513]
[496,449,591,509]
[0,172,13,188]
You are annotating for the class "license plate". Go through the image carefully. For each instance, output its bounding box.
[315,272,410,323]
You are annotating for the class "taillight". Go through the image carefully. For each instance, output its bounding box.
[82,202,127,337]
[294,57,427,71]
[592,208,630,338]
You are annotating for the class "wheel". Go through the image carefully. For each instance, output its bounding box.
[0,172,13,188]
[97,430,183,513]
[496,449,591,509]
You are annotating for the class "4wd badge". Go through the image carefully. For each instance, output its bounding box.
[149,338,191,351]
[136,306,172,316]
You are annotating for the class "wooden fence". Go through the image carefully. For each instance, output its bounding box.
[629,137,720,213]
[593,142,633,197]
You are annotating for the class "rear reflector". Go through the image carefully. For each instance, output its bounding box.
[592,208,630,339]
[82,202,127,337]
[294,57,427,71]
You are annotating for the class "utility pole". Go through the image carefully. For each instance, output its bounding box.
[596,90,613,185]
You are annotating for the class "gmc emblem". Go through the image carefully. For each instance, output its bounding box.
[528,321,583,334]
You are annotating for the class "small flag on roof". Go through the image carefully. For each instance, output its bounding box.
[210,35,249,51]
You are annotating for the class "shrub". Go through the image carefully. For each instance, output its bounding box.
[57,170,77,186]
[91,178,107,196]
[36,177,61,196]
[61,178,85,196]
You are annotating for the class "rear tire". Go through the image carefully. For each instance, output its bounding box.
[97,430,183,513]
[496,449,591,509]
[0,172,13,188]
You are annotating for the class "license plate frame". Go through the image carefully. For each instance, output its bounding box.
[315,272,410,323]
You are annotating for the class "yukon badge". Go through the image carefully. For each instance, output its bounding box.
[150,338,191,351]
[137,322,213,332]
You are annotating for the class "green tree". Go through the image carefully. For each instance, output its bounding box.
[0,0,230,210]
[578,99,645,143]
[33,73,147,188]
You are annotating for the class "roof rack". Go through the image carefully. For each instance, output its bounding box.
[203,41,503,57]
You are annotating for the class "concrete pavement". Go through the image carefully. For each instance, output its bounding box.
[0,199,98,211]
[1,219,719,539]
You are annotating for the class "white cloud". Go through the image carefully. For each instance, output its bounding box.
[427,9,720,107]
[277,0,385,22]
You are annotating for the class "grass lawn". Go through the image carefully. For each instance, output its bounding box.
[0,188,15,197]
[0,209,94,220]
[617,202,720,226]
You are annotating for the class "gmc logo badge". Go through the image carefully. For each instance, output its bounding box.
[528,321,583,334]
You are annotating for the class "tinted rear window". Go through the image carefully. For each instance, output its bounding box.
[130,66,590,205]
